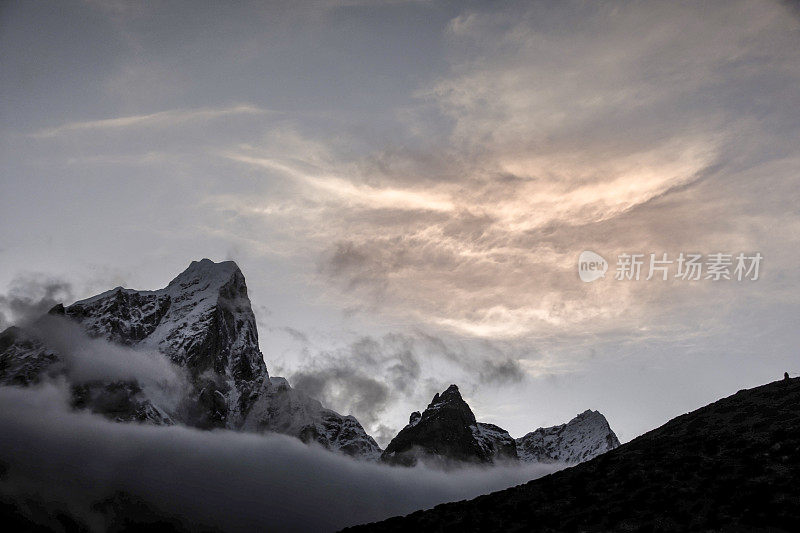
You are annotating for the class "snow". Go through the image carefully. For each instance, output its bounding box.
[516,410,620,464]
[140,259,245,354]
[472,423,517,459]
[63,259,265,380]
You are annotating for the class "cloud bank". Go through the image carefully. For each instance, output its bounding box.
[0,384,561,532]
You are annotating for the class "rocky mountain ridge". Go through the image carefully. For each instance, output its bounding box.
[382,384,618,466]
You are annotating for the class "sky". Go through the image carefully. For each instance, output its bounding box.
[1,0,800,446]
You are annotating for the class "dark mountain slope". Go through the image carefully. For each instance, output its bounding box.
[345,377,800,532]
[381,384,518,466]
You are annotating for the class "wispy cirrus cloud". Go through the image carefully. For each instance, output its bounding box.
[224,152,456,212]
[31,104,271,138]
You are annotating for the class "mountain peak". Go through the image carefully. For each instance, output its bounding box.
[50,258,268,427]
[443,383,460,395]
[516,409,620,464]
[382,384,515,466]
[427,384,463,408]
[352,379,800,532]
[0,259,383,460]
[169,258,241,287]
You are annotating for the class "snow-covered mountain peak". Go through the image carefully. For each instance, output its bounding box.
[384,384,618,467]
[166,258,241,292]
[1,259,383,459]
[46,258,266,427]
[63,259,264,382]
[516,409,620,464]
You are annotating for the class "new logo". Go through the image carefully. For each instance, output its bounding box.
[578,251,608,282]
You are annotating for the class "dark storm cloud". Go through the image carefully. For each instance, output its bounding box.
[290,335,420,430]
[0,275,73,329]
[0,384,561,532]
[292,367,390,428]
[288,331,528,445]
[479,358,524,385]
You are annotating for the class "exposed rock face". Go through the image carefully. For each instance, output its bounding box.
[0,259,380,459]
[474,422,519,461]
[62,259,266,426]
[382,385,517,465]
[516,409,620,464]
[72,381,172,425]
[0,327,58,386]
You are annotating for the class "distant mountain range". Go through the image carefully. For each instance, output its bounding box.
[344,377,800,532]
[382,384,618,467]
[0,259,617,466]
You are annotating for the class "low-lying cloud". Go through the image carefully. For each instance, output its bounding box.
[0,383,562,532]
[23,315,188,411]
[29,316,184,388]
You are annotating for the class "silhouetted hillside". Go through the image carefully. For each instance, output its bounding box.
[345,377,800,532]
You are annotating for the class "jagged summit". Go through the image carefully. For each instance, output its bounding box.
[428,384,463,408]
[424,384,473,422]
[382,384,516,466]
[164,259,242,296]
[70,259,241,306]
[0,258,265,427]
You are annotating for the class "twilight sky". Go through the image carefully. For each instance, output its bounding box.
[1,0,799,446]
